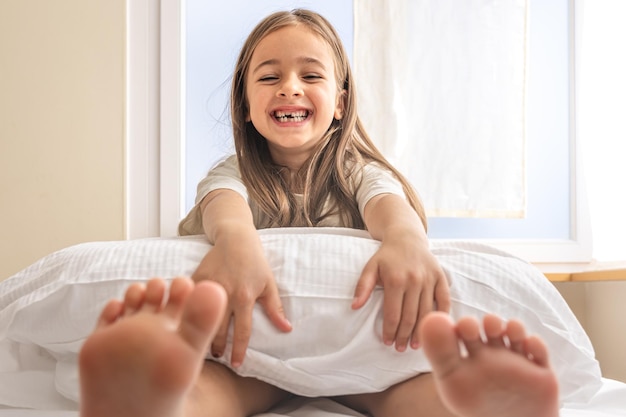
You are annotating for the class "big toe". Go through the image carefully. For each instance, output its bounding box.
[178,281,227,353]
[420,312,462,377]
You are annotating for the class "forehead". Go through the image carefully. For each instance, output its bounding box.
[250,25,335,68]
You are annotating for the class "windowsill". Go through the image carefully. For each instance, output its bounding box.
[534,261,626,282]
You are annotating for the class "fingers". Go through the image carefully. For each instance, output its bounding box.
[211,283,292,369]
[210,312,231,359]
[209,312,250,366]
[434,272,451,313]
[409,270,448,349]
[382,275,442,352]
[382,283,404,347]
[258,281,292,333]
[352,261,378,310]
[411,287,434,349]
[228,283,293,367]
[394,289,419,351]
[230,302,254,368]
[367,250,450,352]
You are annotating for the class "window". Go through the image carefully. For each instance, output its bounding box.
[128,0,597,267]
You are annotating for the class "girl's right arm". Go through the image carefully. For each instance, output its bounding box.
[192,189,292,368]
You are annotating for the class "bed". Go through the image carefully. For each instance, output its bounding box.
[1,227,625,416]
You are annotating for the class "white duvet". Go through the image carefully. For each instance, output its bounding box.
[0,227,621,416]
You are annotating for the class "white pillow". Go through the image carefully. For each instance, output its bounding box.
[0,228,602,406]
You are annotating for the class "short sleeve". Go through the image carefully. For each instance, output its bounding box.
[355,163,406,215]
[178,155,248,235]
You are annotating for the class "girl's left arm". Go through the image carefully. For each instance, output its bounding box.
[353,193,451,352]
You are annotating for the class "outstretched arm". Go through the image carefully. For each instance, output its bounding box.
[193,189,292,367]
[352,193,451,352]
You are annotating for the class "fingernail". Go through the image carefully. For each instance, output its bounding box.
[232,361,241,368]
[384,339,393,346]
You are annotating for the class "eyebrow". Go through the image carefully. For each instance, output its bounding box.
[251,56,327,74]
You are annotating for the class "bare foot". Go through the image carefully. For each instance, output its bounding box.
[419,312,560,417]
[79,277,227,417]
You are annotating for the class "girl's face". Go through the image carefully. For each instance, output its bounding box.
[246,25,344,170]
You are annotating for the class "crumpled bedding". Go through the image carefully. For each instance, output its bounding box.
[0,227,606,412]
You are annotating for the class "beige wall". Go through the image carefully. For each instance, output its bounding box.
[555,281,626,383]
[0,0,126,280]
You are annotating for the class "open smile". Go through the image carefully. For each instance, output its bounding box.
[272,109,311,123]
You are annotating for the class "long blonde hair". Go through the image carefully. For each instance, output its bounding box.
[231,9,427,230]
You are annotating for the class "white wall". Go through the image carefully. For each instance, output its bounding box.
[0,0,126,280]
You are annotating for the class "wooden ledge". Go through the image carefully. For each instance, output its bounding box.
[545,269,626,282]
[540,262,626,282]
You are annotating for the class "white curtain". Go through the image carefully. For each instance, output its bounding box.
[354,0,528,218]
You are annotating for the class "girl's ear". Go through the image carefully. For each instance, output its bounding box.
[334,89,347,120]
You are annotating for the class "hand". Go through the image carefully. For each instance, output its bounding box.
[192,236,292,368]
[352,237,450,352]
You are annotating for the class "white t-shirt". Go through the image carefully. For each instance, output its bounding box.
[178,155,406,235]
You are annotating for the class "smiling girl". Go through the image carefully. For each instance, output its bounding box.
[177,7,452,415]
[179,7,449,363]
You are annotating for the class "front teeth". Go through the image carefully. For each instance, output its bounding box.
[274,110,308,122]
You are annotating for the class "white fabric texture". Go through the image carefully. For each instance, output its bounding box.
[354,0,527,217]
[0,228,602,407]
[178,156,405,235]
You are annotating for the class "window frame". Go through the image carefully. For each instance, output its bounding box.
[126,0,592,268]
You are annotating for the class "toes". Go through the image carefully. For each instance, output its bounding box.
[483,314,506,347]
[505,319,527,354]
[161,277,194,320]
[122,279,168,316]
[525,335,551,367]
[179,281,227,354]
[419,312,462,378]
[123,283,146,316]
[96,300,124,329]
[456,316,483,356]
[142,279,167,312]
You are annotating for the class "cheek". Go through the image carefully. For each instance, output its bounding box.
[247,89,268,116]
[246,99,261,123]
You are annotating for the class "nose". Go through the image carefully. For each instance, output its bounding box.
[277,74,303,97]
